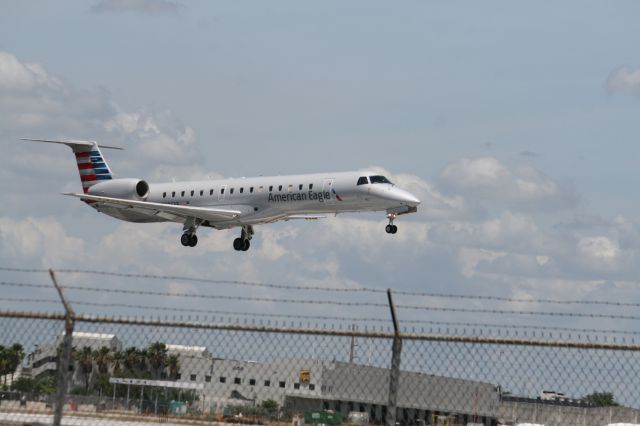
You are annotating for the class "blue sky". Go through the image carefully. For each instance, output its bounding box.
[2,0,640,349]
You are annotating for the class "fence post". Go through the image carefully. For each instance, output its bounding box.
[386,289,402,426]
[49,269,75,426]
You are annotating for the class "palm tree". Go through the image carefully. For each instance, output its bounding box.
[8,344,24,384]
[73,346,94,391]
[112,351,124,374]
[166,355,179,380]
[93,347,111,374]
[135,348,148,372]
[0,345,7,385]
[123,347,138,373]
[146,342,167,380]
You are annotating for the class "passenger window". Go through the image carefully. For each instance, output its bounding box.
[278,185,283,191]
[181,191,185,197]
[230,188,234,194]
[221,188,225,194]
[200,190,204,196]
[190,190,194,196]
[259,186,264,193]
[357,176,369,185]
[250,187,254,193]
[288,185,293,192]
[163,192,166,198]
[210,189,214,195]
[240,188,244,194]
[269,186,273,192]
[309,184,313,190]
[172,192,176,198]
[298,184,303,190]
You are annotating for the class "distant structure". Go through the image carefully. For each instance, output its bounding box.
[24,332,640,426]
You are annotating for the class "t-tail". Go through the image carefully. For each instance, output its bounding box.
[20,138,122,193]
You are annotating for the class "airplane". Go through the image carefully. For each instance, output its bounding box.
[22,138,421,251]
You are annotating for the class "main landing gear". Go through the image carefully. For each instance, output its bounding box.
[181,218,201,247]
[385,213,398,234]
[233,225,254,252]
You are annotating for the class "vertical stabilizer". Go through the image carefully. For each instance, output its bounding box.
[20,138,122,192]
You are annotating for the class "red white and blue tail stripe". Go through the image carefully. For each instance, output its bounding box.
[20,138,122,193]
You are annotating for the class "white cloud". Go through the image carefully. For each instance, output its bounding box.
[607,66,640,95]
[438,157,578,211]
[577,236,619,264]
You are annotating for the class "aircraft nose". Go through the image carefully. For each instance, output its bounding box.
[389,187,421,206]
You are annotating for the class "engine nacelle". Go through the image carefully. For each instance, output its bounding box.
[88,178,150,200]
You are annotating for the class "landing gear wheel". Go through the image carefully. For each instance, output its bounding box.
[233,237,244,251]
[391,225,398,234]
[385,225,393,234]
[181,233,191,246]
[242,240,250,251]
[188,234,198,247]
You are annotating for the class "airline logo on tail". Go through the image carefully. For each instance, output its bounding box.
[74,148,112,193]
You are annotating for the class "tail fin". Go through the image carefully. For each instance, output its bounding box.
[20,138,123,193]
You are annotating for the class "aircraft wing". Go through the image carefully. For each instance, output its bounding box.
[64,193,242,223]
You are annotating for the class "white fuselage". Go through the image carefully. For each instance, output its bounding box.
[95,170,420,228]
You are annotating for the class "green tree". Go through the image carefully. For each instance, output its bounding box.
[261,399,278,413]
[582,392,619,407]
[146,342,167,379]
[73,346,94,392]
[123,347,138,373]
[166,354,179,380]
[93,346,112,374]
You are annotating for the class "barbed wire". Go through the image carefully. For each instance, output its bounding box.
[2,267,639,308]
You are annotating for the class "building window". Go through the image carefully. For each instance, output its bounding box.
[309,384,315,390]
[234,377,241,384]
[163,192,166,198]
[249,378,256,386]
[205,375,211,383]
[309,184,313,190]
[279,381,286,388]
[294,383,300,390]
[220,377,226,383]
[190,374,197,381]
[264,380,270,387]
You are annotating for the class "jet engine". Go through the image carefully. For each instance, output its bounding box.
[88,178,150,200]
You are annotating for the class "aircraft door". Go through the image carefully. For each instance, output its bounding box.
[322,178,336,205]
[219,185,227,202]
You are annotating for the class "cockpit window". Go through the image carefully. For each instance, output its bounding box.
[369,175,392,184]
[357,176,369,186]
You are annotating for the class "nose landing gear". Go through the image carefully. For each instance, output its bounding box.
[233,225,254,251]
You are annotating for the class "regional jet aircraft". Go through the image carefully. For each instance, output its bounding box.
[23,138,420,251]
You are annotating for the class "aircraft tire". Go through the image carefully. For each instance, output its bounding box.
[242,240,250,251]
[181,234,190,246]
[233,237,244,251]
[189,234,198,247]
[385,225,392,234]
[392,225,398,234]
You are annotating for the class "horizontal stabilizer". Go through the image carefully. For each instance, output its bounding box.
[20,138,124,150]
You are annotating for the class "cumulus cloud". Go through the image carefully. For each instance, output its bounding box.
[92,0,183,15]
[607,66,640,95]
[438,157,578,211]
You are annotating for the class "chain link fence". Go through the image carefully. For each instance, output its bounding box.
[1,269,640,426]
